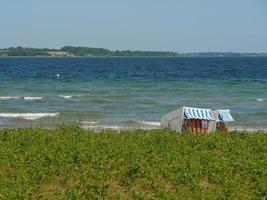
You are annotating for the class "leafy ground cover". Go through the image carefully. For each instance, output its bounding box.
[0,126,266,199]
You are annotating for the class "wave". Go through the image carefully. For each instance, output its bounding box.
[0,113,59,120]
[58,95,84,99]
[82,125,123,130]
[0,96,20,100]
[82,121,100,124]
[81,121,122,130]
[82,124,161,131]
[81,120,161,131]
[24,97,43,101]
[59,95,73,99]
[0,96,43,101]
[135,120,161,126]
[256,98,265,102]
[230,128,267,132]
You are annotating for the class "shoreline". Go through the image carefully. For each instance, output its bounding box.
[2,55,267,58]
[0,122,266,133]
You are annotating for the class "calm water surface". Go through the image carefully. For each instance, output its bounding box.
[0,57,266,130]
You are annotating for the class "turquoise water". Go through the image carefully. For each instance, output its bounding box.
[0,57,266,130]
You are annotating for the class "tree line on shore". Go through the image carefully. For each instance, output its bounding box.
[0,46,178,57]
[1,46,266,57]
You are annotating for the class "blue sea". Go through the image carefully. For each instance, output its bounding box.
[0,57,267,130]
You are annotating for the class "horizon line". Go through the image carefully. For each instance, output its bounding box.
[1,46,267,54]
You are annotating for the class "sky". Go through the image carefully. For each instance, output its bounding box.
[0,0,267,52]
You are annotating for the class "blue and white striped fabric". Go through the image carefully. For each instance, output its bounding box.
[218,110,234,122]
[183,107,214,120]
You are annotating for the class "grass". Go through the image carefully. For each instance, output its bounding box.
[0,125,266,199]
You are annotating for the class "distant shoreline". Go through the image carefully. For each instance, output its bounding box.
[1,46,267,57]
[1,55,267,58]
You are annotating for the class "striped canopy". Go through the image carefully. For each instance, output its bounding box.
[183,107,214,120]
[218,110,234,122]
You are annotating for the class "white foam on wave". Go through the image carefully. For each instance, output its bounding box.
[0,96,43,101]
[82,125,123,130]
[82,121,100,124]
[81,120,161,131]
[59,95,73,99]
[24,97,43,101]
[0,96,20,100]
[256,98,265,102]
[82,124,160,131]
[58,94,85,99]
[230,128,267,132]
[135,120,161,126]
[0,113,59,120]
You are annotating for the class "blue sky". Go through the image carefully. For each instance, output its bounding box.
[1,0,267,52]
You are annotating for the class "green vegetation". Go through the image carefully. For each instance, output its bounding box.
[61,46,112,56]
[61,46,178,57]
[5,47,50,56]
[0,46,178,57]
[2,46,266,57]
[0,126,266,199]
[0,51,8,57]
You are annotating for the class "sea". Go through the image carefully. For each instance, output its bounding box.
[0,57,267,130]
